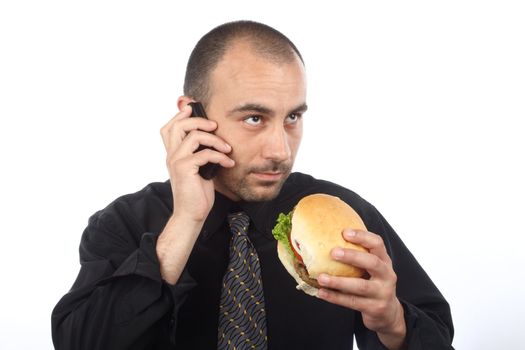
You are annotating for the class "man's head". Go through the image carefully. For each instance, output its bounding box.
[180,21,307,202]
[183,20,304,107]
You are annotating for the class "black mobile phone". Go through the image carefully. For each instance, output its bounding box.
[188,102,221,180]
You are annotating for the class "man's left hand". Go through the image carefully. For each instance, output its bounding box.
[316,229,407,349]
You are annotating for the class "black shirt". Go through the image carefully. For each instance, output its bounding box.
[52,172,454,349]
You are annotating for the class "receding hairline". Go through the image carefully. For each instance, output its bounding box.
[216,37,304,71]
[201,37,305,105]
[204,39,305,107]
[228,34,303,64]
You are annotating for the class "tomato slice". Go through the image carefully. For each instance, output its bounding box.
[288,233,303,263]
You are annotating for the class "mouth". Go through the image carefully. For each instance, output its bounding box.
[250,171,285,182]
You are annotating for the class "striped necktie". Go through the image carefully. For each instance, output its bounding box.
[217,212,268,350]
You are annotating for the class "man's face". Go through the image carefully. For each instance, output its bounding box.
[206,41,307,202]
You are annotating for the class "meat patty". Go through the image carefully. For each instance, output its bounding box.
[293,257,320,288]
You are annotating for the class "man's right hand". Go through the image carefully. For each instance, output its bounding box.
[156,103,235,284]
[160,103,234,222]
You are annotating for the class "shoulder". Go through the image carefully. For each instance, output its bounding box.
[282,172,371,211]
[87,181,172,237]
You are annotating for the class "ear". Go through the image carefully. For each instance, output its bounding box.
[177,96,194,111]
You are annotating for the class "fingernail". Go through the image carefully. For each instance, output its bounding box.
[225,143,232,151]
[344,229,356,238]
[332,248,344,259]
[317,289,328,298]
[318,274,330,285]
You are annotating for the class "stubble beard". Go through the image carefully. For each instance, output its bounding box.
[215,161,293,202]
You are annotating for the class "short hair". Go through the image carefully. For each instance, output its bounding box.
[183,20,304,105]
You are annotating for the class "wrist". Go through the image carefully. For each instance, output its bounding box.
[156,215,205,285]
[157,214,203,248]
[377,300,407,350]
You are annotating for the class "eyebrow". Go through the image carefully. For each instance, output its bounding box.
[227,102,308,117]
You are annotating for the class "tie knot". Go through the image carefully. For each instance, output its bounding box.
[227,211,250,234]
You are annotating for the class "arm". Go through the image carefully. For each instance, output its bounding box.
[52,101,235,349]
[156,100,234,285]
[51,208,194,349]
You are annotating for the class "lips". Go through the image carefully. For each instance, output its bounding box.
[251,171,284,181]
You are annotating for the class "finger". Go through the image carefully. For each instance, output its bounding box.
[161,116,217,151]
[192,148,235,168]
[162,103,210,130]
[317,287,372,312]
[174,149,235,176]
[160,105,193,137]
[171,130,231,159]
[317,273,378,297]
[168,148,235,180]
[330,247,390,277]
[342,229,391,263]
[318,287,403,334]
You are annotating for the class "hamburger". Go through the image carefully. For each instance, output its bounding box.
[272,193,368,296]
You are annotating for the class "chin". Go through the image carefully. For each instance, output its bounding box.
[243,189,280,202]
[235,182,283,202]
[216,172,288,202]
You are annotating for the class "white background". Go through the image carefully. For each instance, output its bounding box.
[1,1,524,349]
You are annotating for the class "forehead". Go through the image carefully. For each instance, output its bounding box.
[208,42,307,109]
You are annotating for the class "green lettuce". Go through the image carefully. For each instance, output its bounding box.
[272,212,294,256]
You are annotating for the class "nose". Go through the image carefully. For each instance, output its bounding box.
[261,125,292,162]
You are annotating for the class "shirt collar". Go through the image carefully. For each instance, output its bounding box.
[200,175,303,241]
[200,191,275,240]
[200,191,236,240]
[200,192,285,241]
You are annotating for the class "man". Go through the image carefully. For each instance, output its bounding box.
[52,21,454,349]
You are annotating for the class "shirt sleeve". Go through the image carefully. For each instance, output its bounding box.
[352,204,455,349]
[51,204,197,350]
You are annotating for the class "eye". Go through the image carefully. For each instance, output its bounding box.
[285,113,302,124]
[244,115,263,126]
